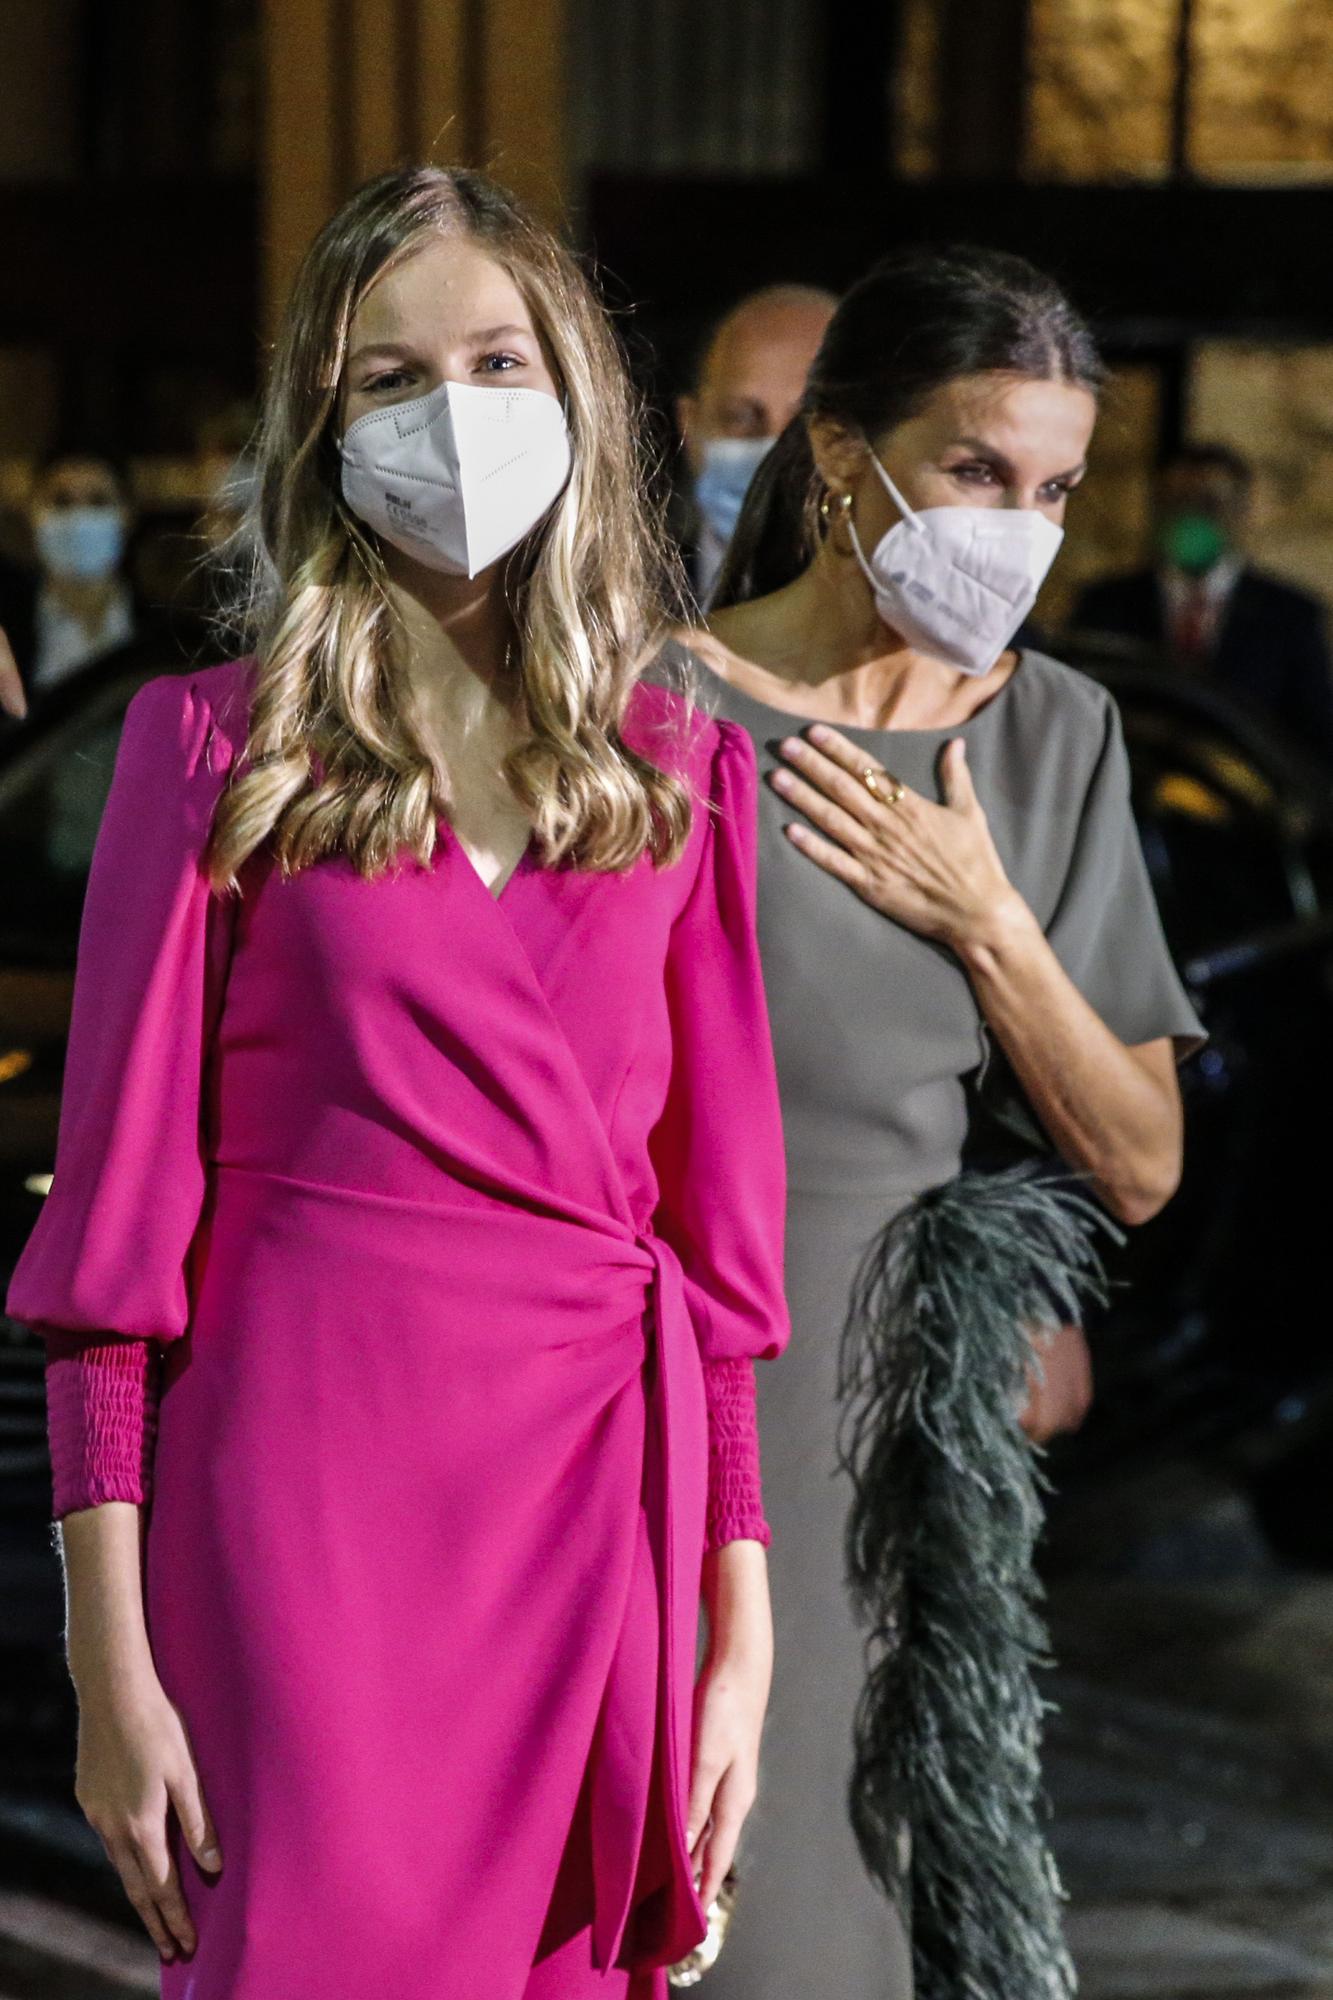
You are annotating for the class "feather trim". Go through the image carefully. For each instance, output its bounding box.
[837,1162,1121,2000]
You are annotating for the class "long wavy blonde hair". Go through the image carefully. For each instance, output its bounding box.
[204,165,693,895]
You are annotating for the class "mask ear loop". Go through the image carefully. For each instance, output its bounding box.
[830,443,928,592]
[866,446,928,536]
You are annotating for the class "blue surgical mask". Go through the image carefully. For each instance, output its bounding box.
[36,506,127,583]
[694,436,774,545]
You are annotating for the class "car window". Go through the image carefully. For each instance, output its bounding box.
[0,688,138,954]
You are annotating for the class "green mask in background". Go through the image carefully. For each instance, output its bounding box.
[1159,511,1229,576]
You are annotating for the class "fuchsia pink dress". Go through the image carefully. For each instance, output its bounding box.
[6,657,790,1999]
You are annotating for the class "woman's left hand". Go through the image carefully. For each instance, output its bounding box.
[771,723,1020,948]
[688,1649,768,1911]
[688,1543,773,1910]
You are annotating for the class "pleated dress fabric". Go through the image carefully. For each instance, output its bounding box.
[5,657,791,1999]
[679,646,1207,1999]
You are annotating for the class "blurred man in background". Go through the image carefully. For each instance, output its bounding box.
[675,282,836,607]
[0,452,140,724]
[24,453,138,700]
[1072,442,1333,763]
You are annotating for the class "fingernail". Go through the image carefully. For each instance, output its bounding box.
[201,1845,222,1866]
[808,724,830,744]
[770,769,793,791]
[778,736,802,756]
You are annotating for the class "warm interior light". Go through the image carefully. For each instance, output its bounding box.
[0,1049,34,1084]
[1150,773,1232,823]
[24,1174,53,1197]
[1026,0,1333,184]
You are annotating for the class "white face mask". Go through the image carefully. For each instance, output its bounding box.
[845,448,1065,676]
[339,377,573,578]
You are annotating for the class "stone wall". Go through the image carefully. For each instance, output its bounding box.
[1026,0,1177,181]
[1191,344,1333,602]
[1024,0,1333,182]
[1193,0,1333,179]
[1041,365,1160,633]
[893,0,943,178]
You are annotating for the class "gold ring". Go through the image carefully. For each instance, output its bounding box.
[861,766,905,805]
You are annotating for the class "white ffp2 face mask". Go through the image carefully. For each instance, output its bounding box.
[339,377,573,578]
[845,449,1064,676]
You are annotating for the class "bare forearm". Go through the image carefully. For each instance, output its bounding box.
[701,1539,772,1673]
[59,1502,157,1696]
[956,895,1182,1223]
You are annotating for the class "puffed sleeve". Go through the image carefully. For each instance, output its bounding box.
[1045,692,1207,1059]
[650,719,791,1550]
[4,671,240,1517]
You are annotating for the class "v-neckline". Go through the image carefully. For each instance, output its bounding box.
[442,820,537,904]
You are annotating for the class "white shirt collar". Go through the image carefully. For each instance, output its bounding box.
[1159,554,1243,610]
[33,582,135,691]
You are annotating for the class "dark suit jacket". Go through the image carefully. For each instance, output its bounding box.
[1071,564,1333,765]
[0,553,38,694]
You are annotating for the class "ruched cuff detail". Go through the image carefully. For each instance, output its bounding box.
[702,1355,770,1551]
[42,1329,161,1521]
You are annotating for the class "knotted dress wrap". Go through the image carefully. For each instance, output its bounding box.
[6,659,790,1998]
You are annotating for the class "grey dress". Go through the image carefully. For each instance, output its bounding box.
[682,646,1206,2000]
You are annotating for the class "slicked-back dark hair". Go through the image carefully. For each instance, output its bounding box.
[710,244,1105,610]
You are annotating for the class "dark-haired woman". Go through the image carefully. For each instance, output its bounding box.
[671,247,1206,1999]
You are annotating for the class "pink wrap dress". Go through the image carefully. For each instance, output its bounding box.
[5,657,790,1997]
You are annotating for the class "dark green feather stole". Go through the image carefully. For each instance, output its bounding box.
[836,1161,1121,2000]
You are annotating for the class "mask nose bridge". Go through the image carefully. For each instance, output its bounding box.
[400,378,461,440]
[947,506,1064,602]
[338,377,455,455]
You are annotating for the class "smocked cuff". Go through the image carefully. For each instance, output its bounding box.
[702,1356,771,1551]
[42,1330,161,1521]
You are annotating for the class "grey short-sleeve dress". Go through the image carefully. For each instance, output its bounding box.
[682,646,1206,2000]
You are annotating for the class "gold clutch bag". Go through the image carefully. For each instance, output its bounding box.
[666,1871,739,1987]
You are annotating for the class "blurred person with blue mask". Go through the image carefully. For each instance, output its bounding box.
[27,452,136,696]
[676,284,835,608]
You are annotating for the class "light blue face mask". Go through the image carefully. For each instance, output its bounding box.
[36,506,127,583]
[694,436,774,545]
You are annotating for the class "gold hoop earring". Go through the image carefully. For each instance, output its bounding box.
[819,489,854,522]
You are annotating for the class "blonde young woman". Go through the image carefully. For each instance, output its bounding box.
[5,167,790,1999]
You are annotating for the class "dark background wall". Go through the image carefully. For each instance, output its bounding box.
[1,0,1331,613]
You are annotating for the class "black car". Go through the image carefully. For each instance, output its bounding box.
[1047,638,1333,1567]
[0,625,216,1845]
